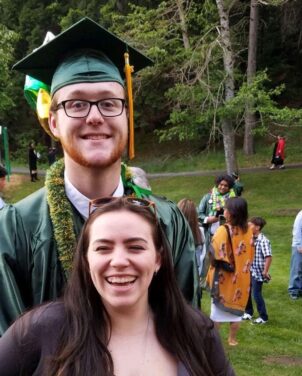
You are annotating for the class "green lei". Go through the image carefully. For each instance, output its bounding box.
[209,186,236,215]
[45,159,152,276]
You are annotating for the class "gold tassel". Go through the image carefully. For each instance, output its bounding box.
[36,88,58,140]
[124,52,135,159]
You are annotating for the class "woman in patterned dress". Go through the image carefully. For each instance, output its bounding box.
[207,197,254,346]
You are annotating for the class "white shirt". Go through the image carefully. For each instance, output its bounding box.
[292,210,302,247]
[0,197,5,210]
[64,172,124,219]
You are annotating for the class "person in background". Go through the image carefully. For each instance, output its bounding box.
[270,135,285,170]
[0,18,199,336]
[0,165,7,209]
[288,210,302,300]
[47,147,57,166]
[0,197,235,376]
[206,197,254,346]
[231,171,244,197]
[178,198,205,305]
[198,174,236,286]
[242,217,272,324]
[28,142,39,181]
[178,198,205,278]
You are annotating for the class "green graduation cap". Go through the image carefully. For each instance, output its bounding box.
[13,17,153,159]
[13,17,152,94]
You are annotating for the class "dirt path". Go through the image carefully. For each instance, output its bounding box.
[11,162,302,180]
[147,163,302,179]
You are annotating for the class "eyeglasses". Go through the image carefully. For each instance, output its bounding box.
[55,98,126,118]
[88,196,157,218]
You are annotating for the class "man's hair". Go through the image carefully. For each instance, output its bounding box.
[46,197,215,376]
[0,165,7,178]
[215,174,234,189]
[249,216,266,230]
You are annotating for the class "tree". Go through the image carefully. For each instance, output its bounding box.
[243,0,259,155]
[215,0,237,173]
[0,24,18,120]
[176,0,190,50]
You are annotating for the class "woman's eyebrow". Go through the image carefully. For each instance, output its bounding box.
[124,238,148,244]
[91,238,148,245]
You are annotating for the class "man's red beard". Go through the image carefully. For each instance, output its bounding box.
[60,138,127,168]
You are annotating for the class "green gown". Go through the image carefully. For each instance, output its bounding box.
[0,167,199,335]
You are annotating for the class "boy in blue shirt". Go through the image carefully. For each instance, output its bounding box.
[242,217,272,324]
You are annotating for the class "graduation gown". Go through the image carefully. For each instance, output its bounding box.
[0,185,199,335]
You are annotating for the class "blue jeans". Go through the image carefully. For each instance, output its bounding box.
[245,277,268,321]
[288,246,302,296]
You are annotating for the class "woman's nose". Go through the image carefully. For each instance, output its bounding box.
[110,248,130,268]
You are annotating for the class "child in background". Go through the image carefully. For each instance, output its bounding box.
[242,217,272,324]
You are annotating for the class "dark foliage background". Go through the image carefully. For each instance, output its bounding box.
[0,0,301,162]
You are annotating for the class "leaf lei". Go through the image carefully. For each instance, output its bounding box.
[45,158,76,276]
[210,186,236,215]
[45,159,151,276]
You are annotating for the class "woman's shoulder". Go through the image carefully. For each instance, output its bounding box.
[16,301,65,339]
[214,224,228,238]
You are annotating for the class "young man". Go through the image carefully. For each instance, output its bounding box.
[0,18,199,335]
[0,165,7,209]
[242,217,272,324]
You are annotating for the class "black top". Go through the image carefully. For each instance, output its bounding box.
[28,147,38,170]
[0,302,235,376]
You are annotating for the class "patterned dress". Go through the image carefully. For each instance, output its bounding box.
[207,225,254,320]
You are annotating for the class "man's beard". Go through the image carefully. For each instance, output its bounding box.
[61,138,127,168]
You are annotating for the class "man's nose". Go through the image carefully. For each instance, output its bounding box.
[86,103,105,124]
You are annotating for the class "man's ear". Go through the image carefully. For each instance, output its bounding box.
[48,112,60,139]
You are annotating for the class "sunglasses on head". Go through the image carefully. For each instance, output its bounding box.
[88,196,157,218]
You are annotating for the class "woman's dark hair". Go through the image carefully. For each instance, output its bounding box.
[177,198,203,246]
[225,197,248,232]
[215,174,234,189]
[47,197,214,376]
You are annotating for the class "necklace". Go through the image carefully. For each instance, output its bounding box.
[209,186,236,215]
[45,158,75,276]
[140,312,151,375]
[111,312,151,376]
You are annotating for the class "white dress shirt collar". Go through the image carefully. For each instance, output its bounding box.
[64,171,124,219]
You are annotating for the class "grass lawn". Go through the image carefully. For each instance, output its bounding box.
[2,167,302,375]
[150,168,302,375]
[3,174,45,203]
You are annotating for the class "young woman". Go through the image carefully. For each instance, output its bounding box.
[0,197,235,376]
[177,198,205,277]
[207,197,254,346]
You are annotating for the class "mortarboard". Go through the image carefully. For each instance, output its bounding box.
[13,17,153,159]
